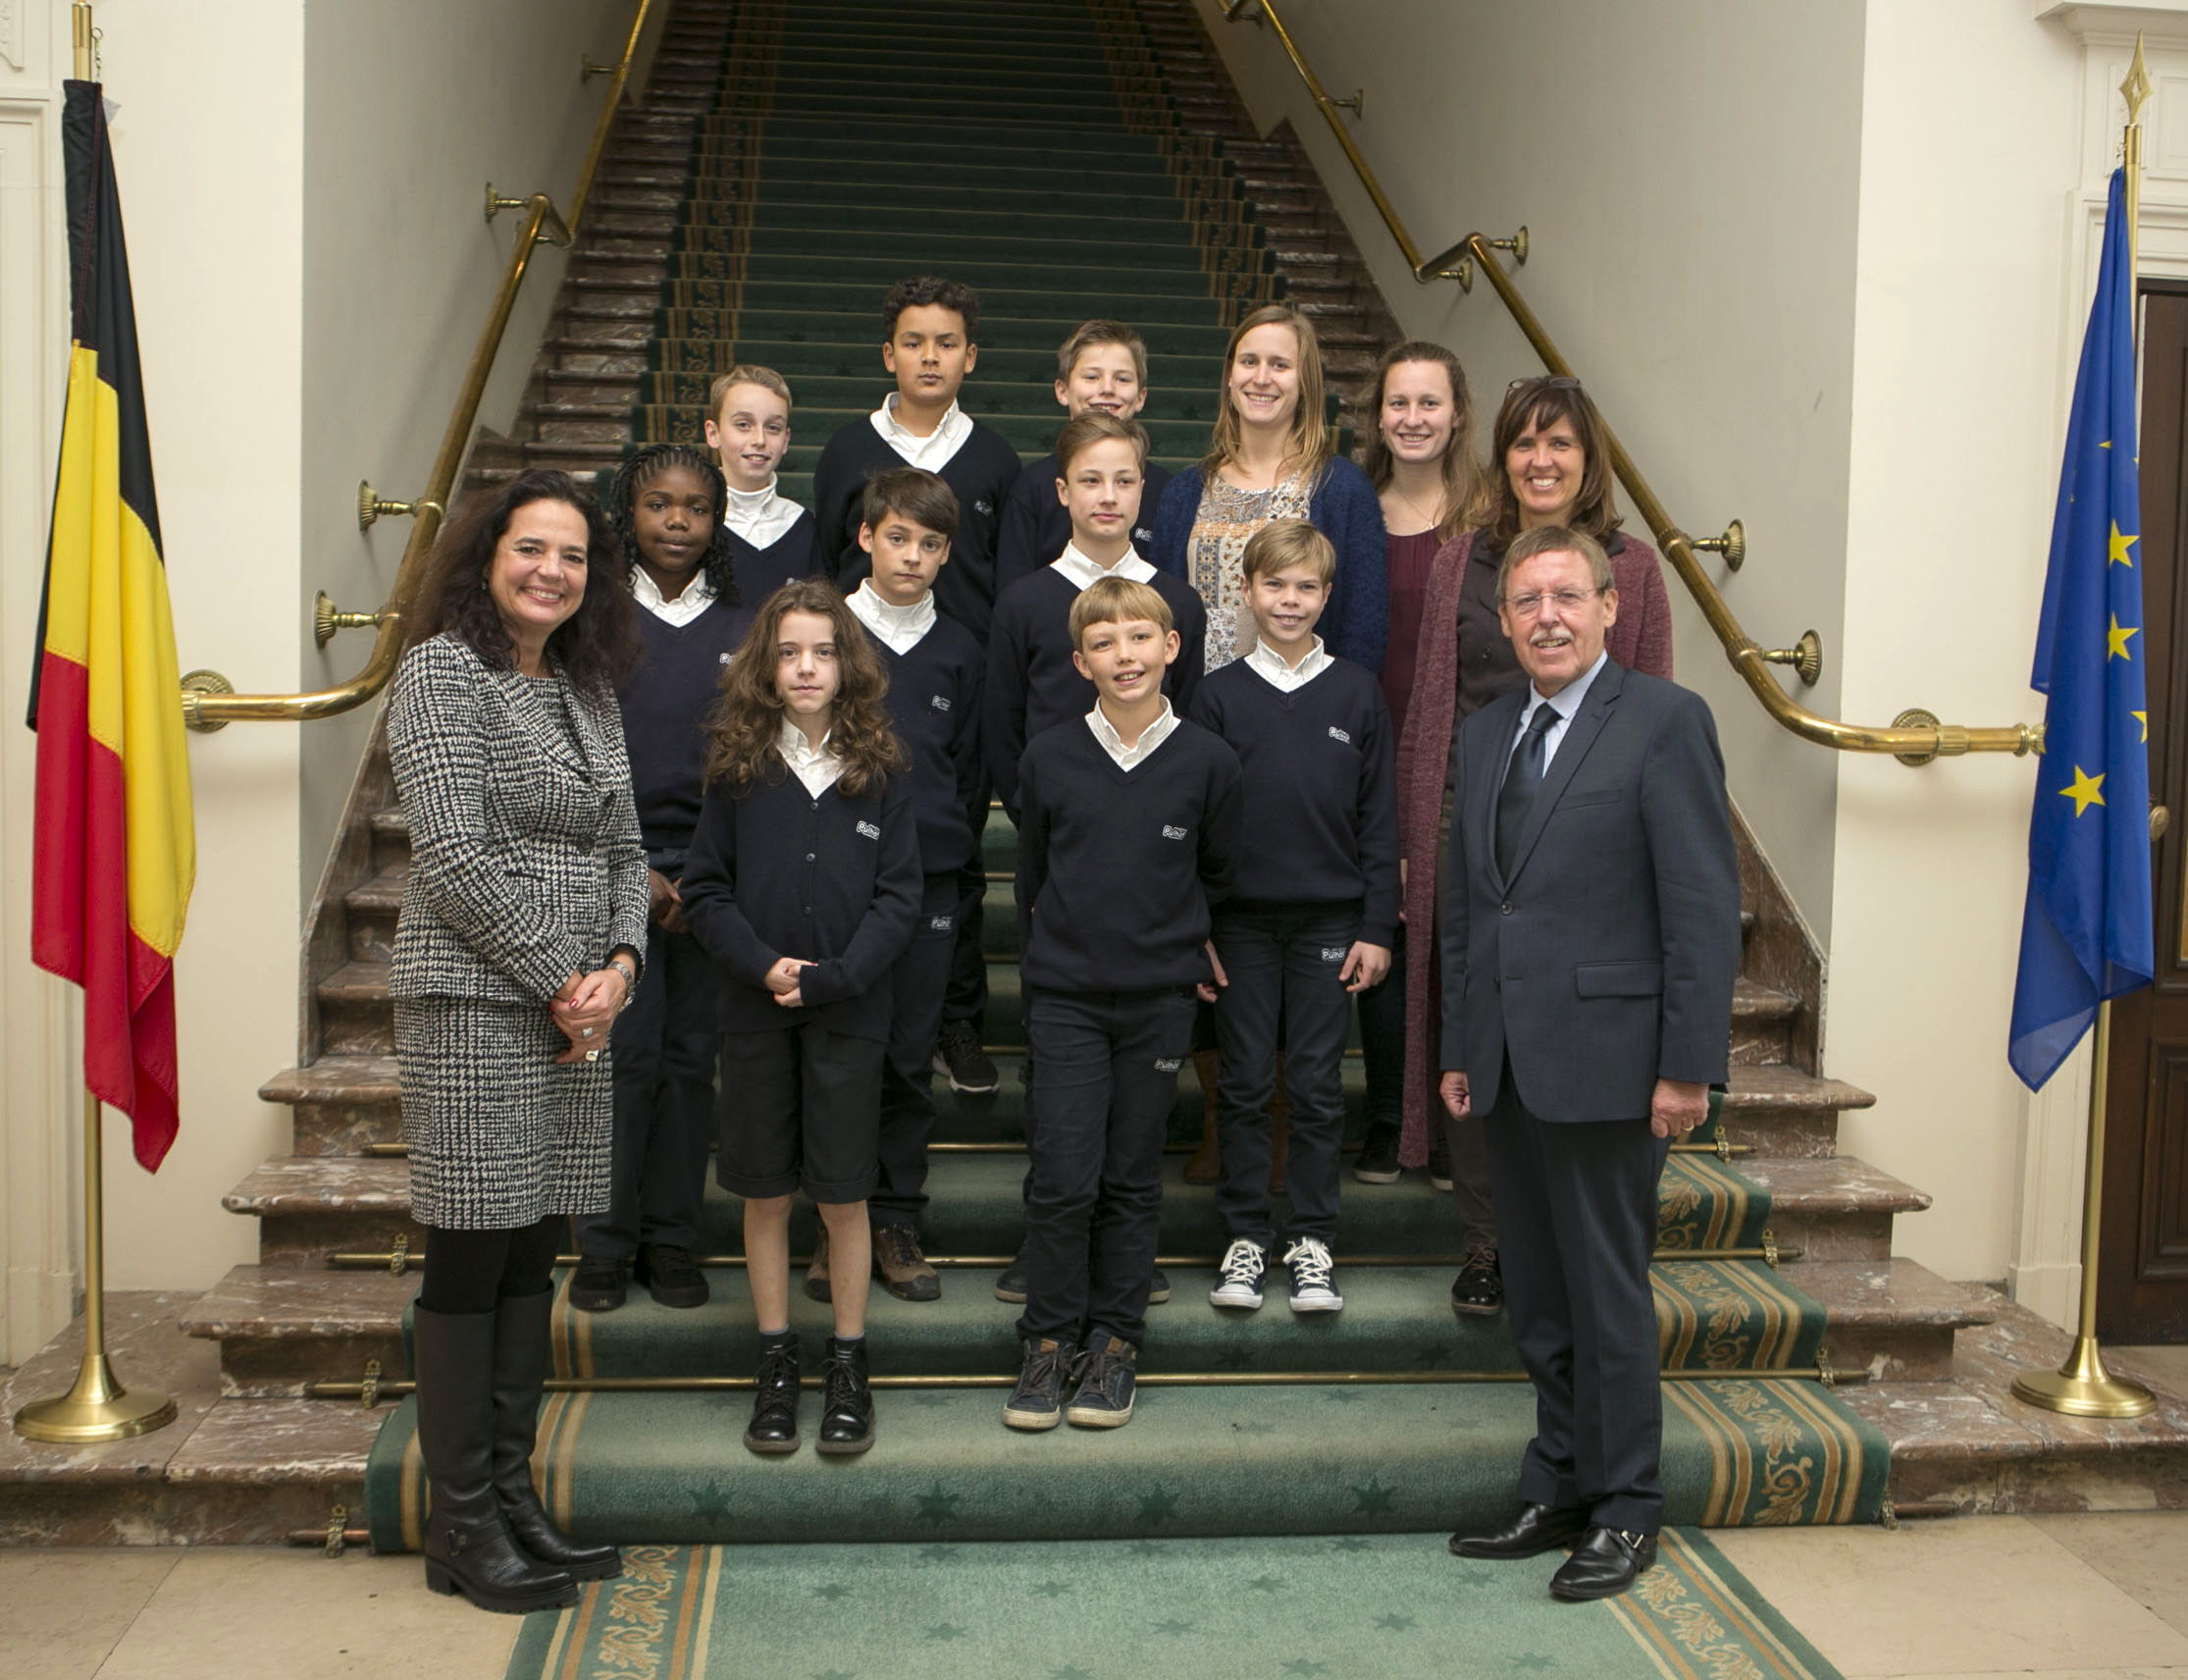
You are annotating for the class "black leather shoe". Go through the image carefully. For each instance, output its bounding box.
[1449,1241,1503,1318]
[744,1336,800,1455]
[1549,1527,1657,1601]
[634,1243,709,1309]
[568,1254,625,1314]
[1448,1501,1589,1559]
[816,1337,875,1455]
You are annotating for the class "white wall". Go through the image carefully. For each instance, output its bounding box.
[1194,0,1864,941]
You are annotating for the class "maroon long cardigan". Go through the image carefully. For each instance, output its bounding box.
[1391,528,1675,1166]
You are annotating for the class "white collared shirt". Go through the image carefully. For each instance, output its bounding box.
[1086,697,1179,771]
[631,565,717,629]
[846,579,936,655]
[778,719,845,799]
[1510,650,1610,772]
[1051,541,1157,592]
[870,394,971,471]
[722,478,805,551]
[1244,633,1332,694]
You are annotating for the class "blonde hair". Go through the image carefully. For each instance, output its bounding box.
[1054,410,1149,475]
[1057,320,1149,386]
[707,365,794,421]
[1068,575,1173,649]
[1201,303,1330,482]
[1240,518,1334,587]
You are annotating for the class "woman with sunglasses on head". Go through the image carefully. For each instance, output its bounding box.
[1391,375,1672,1322]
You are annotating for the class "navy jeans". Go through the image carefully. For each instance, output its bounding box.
[1210,903,1358,1245]
[1356,920,1405,1134]
[575,924,720,1259]
[1016,985,1197,1347]
[871,871,959,1227]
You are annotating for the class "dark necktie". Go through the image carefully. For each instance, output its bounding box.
[1495,704,1559,877]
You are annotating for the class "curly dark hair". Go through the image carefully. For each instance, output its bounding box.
[704,579,907,799]
[606,444,741,606]
[405,469,639,695]
[882,275,980,342]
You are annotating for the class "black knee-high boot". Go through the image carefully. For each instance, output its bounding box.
[491,1288,621,1581]
[411,1303,578,1614]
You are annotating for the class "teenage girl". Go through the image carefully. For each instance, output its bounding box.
[677,580,920,1458]
[570,445,754,1317]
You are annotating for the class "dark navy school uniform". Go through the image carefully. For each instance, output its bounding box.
[993,452,1171,598]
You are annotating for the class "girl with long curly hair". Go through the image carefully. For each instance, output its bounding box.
[677,580,920,1460]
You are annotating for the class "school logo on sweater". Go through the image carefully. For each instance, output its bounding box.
[856,820,881,840]
[1328,726,1352,746]
[931,694,951,711]
[1161,824,1188,840]
[928,916,954,932]
[1154,1057,1182,1073]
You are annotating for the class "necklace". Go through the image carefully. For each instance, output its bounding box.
[1384,485,1444,535]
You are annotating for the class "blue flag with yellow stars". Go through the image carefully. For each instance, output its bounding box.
[2008,167,2155,1091]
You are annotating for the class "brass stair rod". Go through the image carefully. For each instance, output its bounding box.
[1461,234,2042,763]
[325,1242,1798,1270]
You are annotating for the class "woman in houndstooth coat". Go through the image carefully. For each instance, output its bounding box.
[386,469,650,1615]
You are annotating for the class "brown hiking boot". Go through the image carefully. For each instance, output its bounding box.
[803,1228,832,1303]
[871,1222,940,1302]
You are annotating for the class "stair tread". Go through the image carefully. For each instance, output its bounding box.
[182,1265,414,1340]
[319,959,391,1001]
[1784,1258,1995,1329]
[341,865,405,914]
[259,1054,397,1106]
[1720,1065,1875,1114]
[163,1395,379,1485]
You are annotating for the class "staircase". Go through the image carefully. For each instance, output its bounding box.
[7,0,2185,1551]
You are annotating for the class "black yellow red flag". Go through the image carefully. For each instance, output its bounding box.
[28,81,194,1171]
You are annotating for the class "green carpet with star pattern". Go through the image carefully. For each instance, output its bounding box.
[497,1532,1843,1680]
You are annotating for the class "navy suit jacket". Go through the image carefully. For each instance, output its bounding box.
[1436,659,1740,1124]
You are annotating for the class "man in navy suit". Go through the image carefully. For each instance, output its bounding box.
[1437,524,1740,1601]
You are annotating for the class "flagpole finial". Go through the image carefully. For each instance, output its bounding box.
[2123,32,2153,128]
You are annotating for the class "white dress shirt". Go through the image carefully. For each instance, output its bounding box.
[631,565,716,629]
[870,394,971,471]
[845,579,936,655]
[778,719,845,799]
[722,478,806,551]
[1243,634,1333,694]
[1051,542,1157,591]
[1510,650,1610,772]
[1086,698,1180,771]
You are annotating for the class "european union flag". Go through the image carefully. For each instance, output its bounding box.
[2008,168,2155,1091]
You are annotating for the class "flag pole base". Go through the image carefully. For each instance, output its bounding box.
[13,1351,177,1444]
[2010,1334,2156,1420]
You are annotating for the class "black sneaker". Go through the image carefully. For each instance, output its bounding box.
[1281,1235,1343,1313]
[569,1254,626,1313]
[1148,1266,1172,1306]
[1065,1335,1138,1428]
[931,1020,1000,1094]
[1002,1336,1071,1431]
[1352,1125,1401,1184]
[994,1254,1028,1303]
[1450,1238,1503,1317]
[633,1243,708,1310]
[1428,1129,1453,1191]
[1209,1237,1268,1310]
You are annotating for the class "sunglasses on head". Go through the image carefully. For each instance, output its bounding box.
[1507,376,1582,394]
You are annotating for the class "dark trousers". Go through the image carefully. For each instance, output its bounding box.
[574,925,719,1259]
[1210,903,1356,1245]
[716,1023,883,1204]
[1479,1063,1670,1535]
[872,871,958,1227]
[1356,920,1405,1134]
[944,784,991,1025]
[1016,985,1196,1348]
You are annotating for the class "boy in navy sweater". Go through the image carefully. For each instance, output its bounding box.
[1187,521,1398,1314]
[703,364,819,603]
[986,411,1206,822]
[993,321,1172,595]
[1004,577,1242,1432]
[836,468,984,1305]
[572,444,756,1316]
[811,276,1019,1102]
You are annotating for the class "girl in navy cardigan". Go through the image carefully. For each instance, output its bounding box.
[678,580,920,1460]
[1148,302,1386,676]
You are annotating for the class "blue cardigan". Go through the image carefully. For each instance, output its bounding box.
[1148,456,1387,673]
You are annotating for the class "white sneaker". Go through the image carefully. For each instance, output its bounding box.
[1283,1236,1343,1313]
[1209,1237,1268,1309]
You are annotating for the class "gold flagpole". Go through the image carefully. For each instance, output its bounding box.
[71,1,90,79]
[2012,34,2157,1423]
[13,1092,178,1443]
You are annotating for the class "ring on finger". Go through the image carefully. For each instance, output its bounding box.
[585,1049,600,1063]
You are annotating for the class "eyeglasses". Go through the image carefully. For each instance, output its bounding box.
[1507,376,1582,394]
[1497,586,1605,615]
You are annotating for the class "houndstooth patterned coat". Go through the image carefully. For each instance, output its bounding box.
[386,633,651,1226]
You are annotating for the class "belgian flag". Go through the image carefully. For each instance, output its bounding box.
[27,81,194,1171]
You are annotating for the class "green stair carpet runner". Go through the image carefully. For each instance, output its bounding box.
[501,1532,1845,1680]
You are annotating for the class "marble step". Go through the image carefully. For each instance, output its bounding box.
[221,1151,1930,1269]
[180,1256,1995,1398]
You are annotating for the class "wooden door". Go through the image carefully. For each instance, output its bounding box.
[2100,283,2188,1341]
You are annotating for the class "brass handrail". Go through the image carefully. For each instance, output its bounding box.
[1222,0,2043,763]
[180,1,650,730]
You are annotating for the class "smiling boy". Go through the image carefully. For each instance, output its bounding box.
[1003,576,1241,1433]
[703,366,819,603]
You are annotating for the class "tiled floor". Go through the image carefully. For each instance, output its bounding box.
[3,1506,2185,1679]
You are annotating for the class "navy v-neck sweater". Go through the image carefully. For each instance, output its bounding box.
[1015,718,1242,995]
[619,596,755,861]
[1186,657,1401,946]
[862,615,986,875]
[724,510,820,609]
